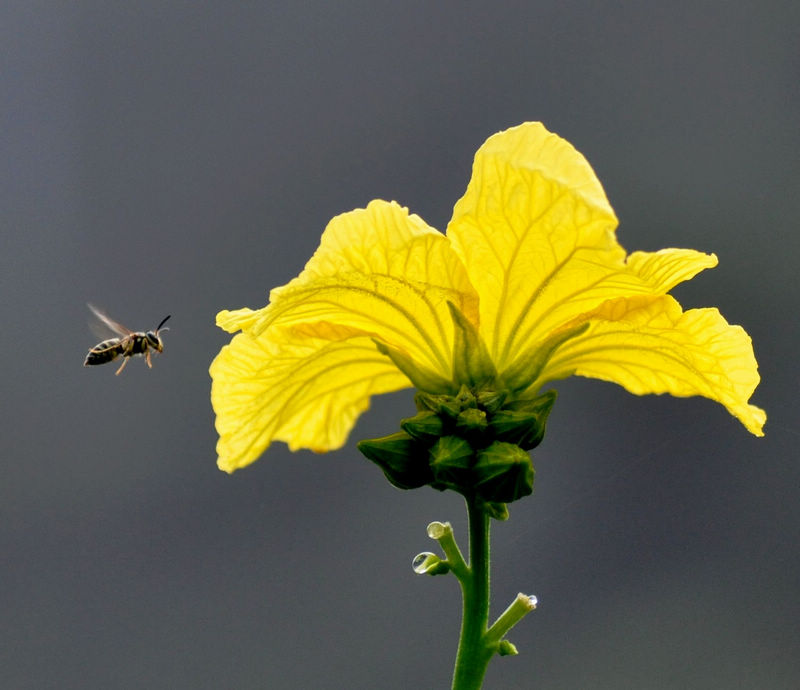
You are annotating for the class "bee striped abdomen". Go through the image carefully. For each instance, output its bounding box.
[84,339,124,366]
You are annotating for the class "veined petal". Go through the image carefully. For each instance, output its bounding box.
[210,324,410,473]
[447,123,722,376]
[501,248,721,384]
[534,295,766,436]
[246,200,478,380]
[447,122,620,370]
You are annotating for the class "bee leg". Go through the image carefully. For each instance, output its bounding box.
[145,350,153,368]
[115,357,130,375]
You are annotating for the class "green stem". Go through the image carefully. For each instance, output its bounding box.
[451,493,493,690]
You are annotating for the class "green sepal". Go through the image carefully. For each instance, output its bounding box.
[357,431,433,490]
[401,410,447,444]
[373,339,456,394]
[488,390,557,450]
[500,322,590,393]
[473,441,534,503]
[448,302,497,389]
[429,435,475,490]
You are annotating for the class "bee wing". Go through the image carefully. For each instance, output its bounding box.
[87,303,133,338]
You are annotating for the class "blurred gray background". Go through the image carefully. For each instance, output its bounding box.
[2,1,798,688]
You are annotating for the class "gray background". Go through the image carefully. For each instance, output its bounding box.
[2,1,798,688]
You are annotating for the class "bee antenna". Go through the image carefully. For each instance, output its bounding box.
[156,315,172,331]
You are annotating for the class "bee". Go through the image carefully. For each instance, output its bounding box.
[84,304,171,375]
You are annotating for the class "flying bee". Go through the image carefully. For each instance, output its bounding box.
[84,304,171,375]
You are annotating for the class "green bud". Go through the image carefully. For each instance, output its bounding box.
[455,407,488,439]
[473,441,534,503]
[401,410,447,444]
[488,390,557,450]
[412,552,451,576]
[498,640,519,656]
[357,432,433,490]
[429,435,475,491]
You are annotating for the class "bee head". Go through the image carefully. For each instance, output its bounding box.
[146,315,171,351]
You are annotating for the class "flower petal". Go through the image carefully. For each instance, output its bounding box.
[535,295,766,436]
[246,199,478,381]
[447,122,620,370]
[210,324,410,472]
[499,247,720,390]
[447,123,722,379]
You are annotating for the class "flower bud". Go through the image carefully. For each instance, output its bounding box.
[401,410,447,444]
[488,390,556,450]
[473,441,534,503]
[498,640,519,656]
[412,552,451,575]
[357,432,433,490]
[455,407,488,440]
[429,435,475,491]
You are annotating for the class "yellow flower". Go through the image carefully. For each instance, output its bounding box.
[210,122,765,473]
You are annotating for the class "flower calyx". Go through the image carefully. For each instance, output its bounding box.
[358,386,557,507]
